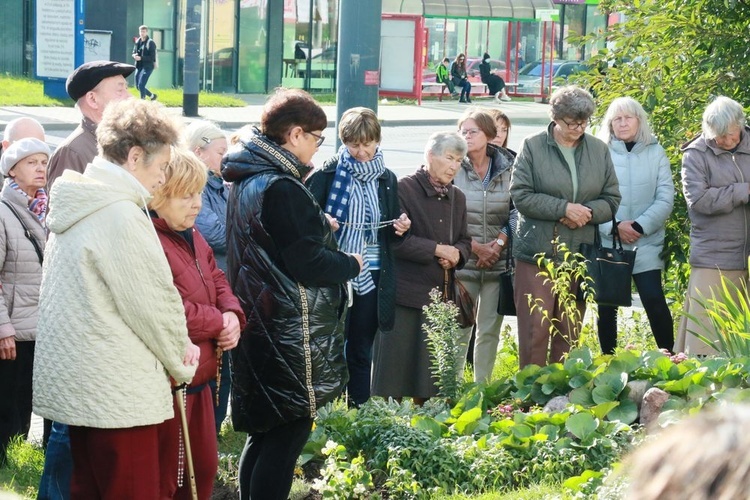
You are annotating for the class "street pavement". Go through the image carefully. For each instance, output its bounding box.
[0,96,551,133]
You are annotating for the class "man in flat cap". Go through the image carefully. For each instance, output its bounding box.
[46,60,134,189]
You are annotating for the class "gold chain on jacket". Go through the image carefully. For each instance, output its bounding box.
[249,135,302,179]
[297,284,317,419]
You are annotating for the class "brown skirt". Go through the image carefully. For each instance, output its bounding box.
[371,304,439,399]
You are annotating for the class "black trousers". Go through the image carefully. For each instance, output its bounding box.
[345,271,380,406]
[597,270,674,354]
[0,340,35,462]
[238,417,313,500]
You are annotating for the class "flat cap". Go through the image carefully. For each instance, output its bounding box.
[66,61,136,101]
[1,138,50,176]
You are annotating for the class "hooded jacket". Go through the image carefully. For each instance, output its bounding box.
[510,122,621,263]
[152,218,245,388]
[454,144,515,281]
[222,131,360,434]
[0,184,46,342]
[33,158,196,429]
[599,136,674,274]
[306,155,401,331]
[681,127,750,270]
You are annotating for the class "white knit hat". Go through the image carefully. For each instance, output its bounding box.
[0,138,50,176]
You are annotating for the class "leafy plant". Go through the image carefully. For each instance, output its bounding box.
[312,441,374,498]
[531,240,598,356]
[423,288,464,401]
[683,273,750,357]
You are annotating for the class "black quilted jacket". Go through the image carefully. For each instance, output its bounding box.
[305,155,401,331]
[222,132,359,433]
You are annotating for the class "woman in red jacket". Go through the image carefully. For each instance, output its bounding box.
[151,148,245,500]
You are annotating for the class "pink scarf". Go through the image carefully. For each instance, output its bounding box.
[7,179,47,227]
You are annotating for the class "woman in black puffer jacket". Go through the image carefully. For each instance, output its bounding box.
[222,89,362,500]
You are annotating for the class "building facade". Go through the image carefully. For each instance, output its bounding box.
[1,0,607,95]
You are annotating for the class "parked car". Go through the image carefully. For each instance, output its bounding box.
[515,60,590,95]
[298,43,337,79]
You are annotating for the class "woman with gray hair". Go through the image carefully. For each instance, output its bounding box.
[595,97,674,354]
[676,96,750,355]
[183,119,232,436]
[510,85,620,367]
[371,132,472,404]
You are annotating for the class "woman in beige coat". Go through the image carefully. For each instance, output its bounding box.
[0,137,49,464]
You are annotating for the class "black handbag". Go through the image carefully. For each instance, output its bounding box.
[443,192,476,328]
[578,217,636,307]
[497,231,516,316]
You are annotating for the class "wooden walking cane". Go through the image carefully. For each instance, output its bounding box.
[175,386,199,500]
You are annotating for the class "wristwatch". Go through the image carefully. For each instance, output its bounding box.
[496,238,506,247]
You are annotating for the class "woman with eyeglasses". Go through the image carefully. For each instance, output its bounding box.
[306,107,410,408]
[596,97,674,355]
[453,108,515,383]
[222,88,362,500]
[451,53,472,104]
[510,85,621,367]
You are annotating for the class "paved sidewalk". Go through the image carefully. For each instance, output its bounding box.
[0,98,550,133]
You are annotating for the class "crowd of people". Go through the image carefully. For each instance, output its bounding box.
[0,52,746,499]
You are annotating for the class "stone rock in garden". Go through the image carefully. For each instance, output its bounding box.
[640,387,670,429]
[543,395,570,413]
[626,380,652,410]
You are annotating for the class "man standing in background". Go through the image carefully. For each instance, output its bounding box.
[132,25,158,101]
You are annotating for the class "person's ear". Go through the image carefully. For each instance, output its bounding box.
[125,146,145,172]
[286,126,304,147]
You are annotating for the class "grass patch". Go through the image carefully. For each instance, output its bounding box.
[0,437,44,499]
[0,76,246,108]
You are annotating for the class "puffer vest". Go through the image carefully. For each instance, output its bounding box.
[226,139,348,434]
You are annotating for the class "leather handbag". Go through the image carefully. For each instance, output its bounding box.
[443,269,476,328]
[578,217,637,307]
[496,231,516,316]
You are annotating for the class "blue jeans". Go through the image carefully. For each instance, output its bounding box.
[37,422,72,500]
[135,66,154,99]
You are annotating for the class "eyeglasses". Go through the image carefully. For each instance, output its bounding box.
[560,118,590,131]
[306,131,325,147]
[460,128,481,138]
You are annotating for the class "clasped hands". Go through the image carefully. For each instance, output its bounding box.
[182,311,243,366]
[559,203,592,229]
[436,244,460,270]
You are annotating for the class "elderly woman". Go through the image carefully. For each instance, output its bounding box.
[150,149,245,499]
[676,96,750,356]
[222,88,362,500]
[306,107,410,407]
[0,138,48,464]
[510,85,620,368]
[33,99,199,498]
[596,97,675,354]
[183,120,233,435]
[371,131,472,403]
[453,109,515,382]
[451,53,472,104]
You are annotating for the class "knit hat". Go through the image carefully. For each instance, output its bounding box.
[483,52,491,62]
[0,138,50,176]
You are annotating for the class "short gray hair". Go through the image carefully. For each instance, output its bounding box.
[424,131,467,163]
[549,85,596,122]
[597,96,653,144]
[702,96,746,140]
[183,120,226,151]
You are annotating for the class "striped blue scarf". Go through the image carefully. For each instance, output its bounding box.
[325,145,385,294]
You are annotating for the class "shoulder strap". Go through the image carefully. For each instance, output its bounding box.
[2,200,43,265]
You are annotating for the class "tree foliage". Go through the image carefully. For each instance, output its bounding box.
[572,0,750,297]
